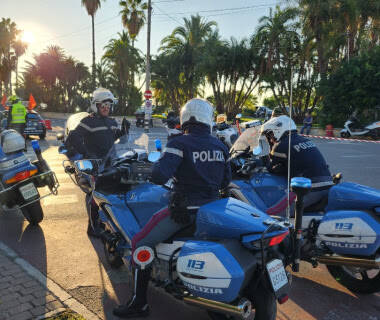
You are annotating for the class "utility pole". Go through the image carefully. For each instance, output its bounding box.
[347,30,350,62]
[144,0,152,133]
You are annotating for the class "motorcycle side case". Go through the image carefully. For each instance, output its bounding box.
[177,239,256,302]
[318,210,380,256]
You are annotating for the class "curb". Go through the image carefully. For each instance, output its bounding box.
[0,241,100,320]
[300,134,380,144]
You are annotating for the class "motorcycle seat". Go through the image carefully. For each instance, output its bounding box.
[304,194,329,213]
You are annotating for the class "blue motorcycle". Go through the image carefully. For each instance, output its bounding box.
[73,136,304,320]
[228,125,380,294]
[0,130,59,225]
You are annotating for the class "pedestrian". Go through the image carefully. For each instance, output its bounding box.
[300,112,313,135]
[113,98,231,318]
[7,95,27,136]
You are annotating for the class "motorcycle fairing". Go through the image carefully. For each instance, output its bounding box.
[326,182,380,211]
[177,240,254,302]
[93,191,141,245]
[0,151,34,184]
[195,198,276,239]
[318,210,380,256]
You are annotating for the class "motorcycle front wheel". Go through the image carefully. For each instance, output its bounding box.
[208,279,277,320]
[327,264,380,294]
[21,200,44,225]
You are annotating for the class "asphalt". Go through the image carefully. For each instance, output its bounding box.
[0,119,379,320]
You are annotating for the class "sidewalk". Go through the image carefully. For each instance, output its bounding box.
[0,242,99,320]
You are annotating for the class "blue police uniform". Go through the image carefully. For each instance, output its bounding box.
[65,113,123,159]
[269,131,333,210]
[132,124,231,250]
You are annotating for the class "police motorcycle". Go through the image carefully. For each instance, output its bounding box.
[340,111,380,139]
[163,112,182,140]
[228,125,380,294]
[0,130,59,225]
[71,134,317,320]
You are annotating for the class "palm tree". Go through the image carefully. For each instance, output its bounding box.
[119,0,148,47]
[81,0,104,89]
[12,39,27,90]
[160,15,217,99]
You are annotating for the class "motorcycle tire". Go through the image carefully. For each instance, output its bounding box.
[208,279,276,320]
[326,265,380,294]
[103,237,124,269]
[340,132,350,138]
[21,200,44,225]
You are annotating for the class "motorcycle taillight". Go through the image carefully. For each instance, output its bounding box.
[5,169,38,184]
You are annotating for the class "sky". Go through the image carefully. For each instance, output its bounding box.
[2,0,284,71]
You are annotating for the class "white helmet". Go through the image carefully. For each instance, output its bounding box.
[90,88,116,113]
[260,115,297,141]
[180,98,213,129]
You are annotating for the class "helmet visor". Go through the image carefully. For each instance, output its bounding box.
[99,101,113,110]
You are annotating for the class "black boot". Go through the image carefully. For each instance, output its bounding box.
[113,268,151,318]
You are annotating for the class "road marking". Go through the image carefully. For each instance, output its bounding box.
[42,194,79,206]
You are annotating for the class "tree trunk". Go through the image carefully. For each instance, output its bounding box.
[92,14,96,90]
[15,58,19,91]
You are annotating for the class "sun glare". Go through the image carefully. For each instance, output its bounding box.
[21,31,34,44]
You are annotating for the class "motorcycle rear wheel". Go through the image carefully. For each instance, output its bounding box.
[21,200,44,225]
[208,279,277,320]
[327,265,380,294]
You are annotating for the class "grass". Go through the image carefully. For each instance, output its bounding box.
[44,310,86,320]
[152,114,166,119]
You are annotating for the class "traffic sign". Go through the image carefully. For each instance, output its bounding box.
[145,99,152,114]
[144,90,152,99]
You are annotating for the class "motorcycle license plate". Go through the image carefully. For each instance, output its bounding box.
[266,259,288,292]
[19,183,38,200]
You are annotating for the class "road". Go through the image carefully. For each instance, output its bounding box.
[0,119,379,320]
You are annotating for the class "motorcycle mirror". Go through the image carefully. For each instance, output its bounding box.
[56,133,64,141]
[75,160,93,173]
[236,113,242,119]
[252,146,262,156]
[148,151,161,163]
[155,139,162,152]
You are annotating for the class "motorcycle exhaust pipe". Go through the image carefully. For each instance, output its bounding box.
[317,255,380,269]
[183,296,252,320]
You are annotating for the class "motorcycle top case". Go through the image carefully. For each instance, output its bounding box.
[177,240,256,303]
[326,182,380,211]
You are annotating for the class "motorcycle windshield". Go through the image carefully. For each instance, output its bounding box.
[100,132,150,169]
[230,126,270,156]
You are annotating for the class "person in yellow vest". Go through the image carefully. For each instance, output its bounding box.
[7,95,27,135]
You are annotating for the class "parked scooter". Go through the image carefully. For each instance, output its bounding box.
[228,125,380,293]
[163,111,182,140]
[340,112,380,139]
[0,130,59,224]
[71,135,312,320]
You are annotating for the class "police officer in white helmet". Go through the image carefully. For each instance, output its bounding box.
[113,98,231,318]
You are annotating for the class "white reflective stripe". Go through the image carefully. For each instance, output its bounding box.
[111,126,118,130]
[79,122,109,132]
[271,151,287,158]
[164,147,183,157]
[311,181,334,188]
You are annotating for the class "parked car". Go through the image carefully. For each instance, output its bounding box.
[255,106,273,119]
[24,111,48,139]
[0,110,48,139]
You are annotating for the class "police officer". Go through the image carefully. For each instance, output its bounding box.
[7,95,27,135]
[113,98,231,318]
[65,88,129,159]
[260,115,333,213]
[65,88,129,237]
